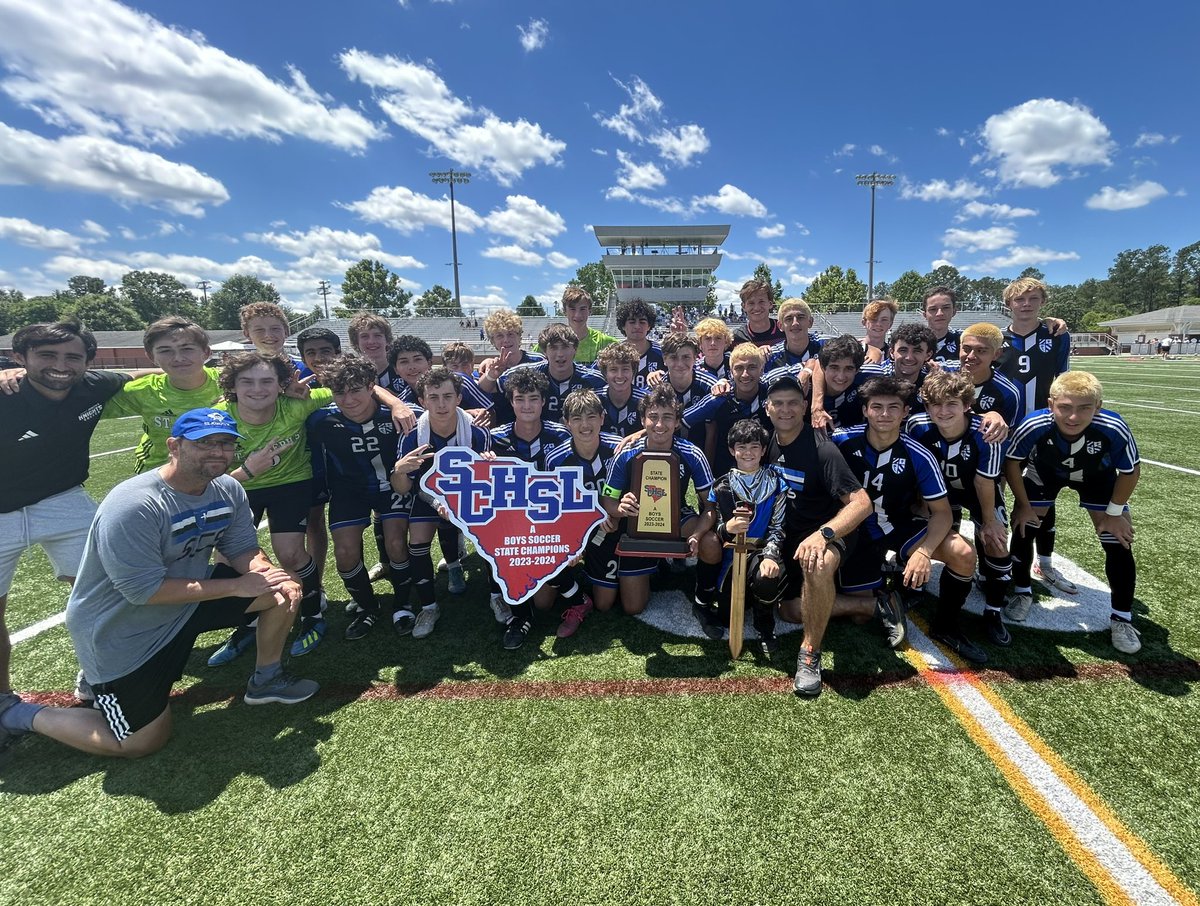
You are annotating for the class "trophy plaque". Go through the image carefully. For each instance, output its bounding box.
[616,450,690,558]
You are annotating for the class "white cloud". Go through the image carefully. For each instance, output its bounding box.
[930,258,955,270]
[0,216,85,251]
[596,75,709,167]
[692,184,767,218]
[119,226,138,241]
[461,291,510,312]
[1133,132,1179,148]
[942,226,1018,252]
[935,127,950,137]
[980,98,1114,188]
[794,222,810,236]
[970,246,1080,272]
[900,178,986,202]
[603,185,689,215]
[0,122,229,216]
[591,148,608,156]
[484,195,565,247]
[155,221,180,237]
[1085,180,1169,211]
[482,244,542,266]
[79,219,108,239]
[517,18,549,52]
[0,0,384,152]
[787,272,817,287]
[339,184,485,235]
[869,144,888,157]
[756,223,786,239]
[245,226,425,271]
[955,201,1038,221]
[545,251,579,269]
[340,51,565,185]
[833,143,856,157]
[614,150,666,191]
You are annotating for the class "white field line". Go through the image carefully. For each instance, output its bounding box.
[1090,379,1200,390]
[1142,459,1200,477]
[90,445,136,459]
[11,610,66,644]
[1107,400,1200,416]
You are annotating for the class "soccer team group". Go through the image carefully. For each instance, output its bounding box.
[0,275,1141,758]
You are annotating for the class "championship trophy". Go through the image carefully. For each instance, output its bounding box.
[615,450,690,558]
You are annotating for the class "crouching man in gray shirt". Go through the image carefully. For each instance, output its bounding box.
[0,408,318,758]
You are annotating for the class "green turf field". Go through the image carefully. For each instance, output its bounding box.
[3,357,1199,906]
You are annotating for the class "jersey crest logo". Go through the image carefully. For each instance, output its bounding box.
[378,422,394,435]
[1087,440,1103,455]
[1039,338,1053,353]
[891,458,907,474]
[422,447,606,604]
[961,445,972,460]
[980,395,995,410]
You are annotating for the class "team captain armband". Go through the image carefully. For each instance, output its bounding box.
[601,482,623,499]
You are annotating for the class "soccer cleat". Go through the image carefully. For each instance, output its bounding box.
[1033,561,1078,595]
[983,610,1012,647]
[757,632,780,656]
[556,595,593,639]
[344,611,378,641]
[793,647,823,697]
[392,608,417,636]
[345,599,363,615]
[873,589,908,649]
[412,604,441,639]
[436,557,448,573]
[1111,619,1142,654]
[447,563,467,595]
[73,670,95,704]
[289,617,327,658]
[244,673,319,706]
[503,615,532,650]
[367,561,390,582]
[207,626,256,667]
[930,624,988,665]
[490,593,512,624]
[1004,592,1034,623]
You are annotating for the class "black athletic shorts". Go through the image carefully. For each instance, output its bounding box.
[1023,462,1118,512]
[780,526,854,600]
[328,486,409,531]
[837,517,928,593]
[247,479,312,536]
[90,565,257,740]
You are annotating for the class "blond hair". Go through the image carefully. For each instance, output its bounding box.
[862,299,899,322]
[777,298,813,320]
[961,322,1004,352]
[694,317,733,346]
[729,342,766,366]
[1049,372,1103,407]
[484,308,523,338]
[1003,277,1048,307]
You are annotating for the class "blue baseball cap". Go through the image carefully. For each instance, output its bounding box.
[170,408,244,441]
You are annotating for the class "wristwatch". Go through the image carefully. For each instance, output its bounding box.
[820,526,836,543]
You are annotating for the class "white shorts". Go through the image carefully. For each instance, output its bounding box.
[0,486,97,596]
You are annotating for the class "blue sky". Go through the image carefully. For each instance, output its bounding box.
[0,0,1194,313]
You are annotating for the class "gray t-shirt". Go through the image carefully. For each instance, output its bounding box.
[66,470,259,684]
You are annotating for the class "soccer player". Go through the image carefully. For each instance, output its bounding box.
[763,375,870,697]
[614,298,665,390]
[682,343,773,479]
[732,279,784,348]
[707,419,788,654]
[240,301,312,379]
[296,326,341,374]
[860,298,898,364]
[440,341,475,378]
[478,308,545,380]
[0,408,317,758]
[829,377,964,655]
[945,323,1020,442]
[347,312,394,382]
[863,323,936,410]
[545,389,624,625]
[809,334,868,431]
[922,286,962,363]
[764,298,824,373]
[296,325,342,601]
[595,342,646,437]
[694,317,733,381]
[602,385,722,616]
[1004,372,1141,653]
[485,325,606,424]
[907,371,1011,655]
[996,276,1074,595]
[561,286,618,364]
[307,356,415,641]
[392,368,492,639]
[0,320,129,698]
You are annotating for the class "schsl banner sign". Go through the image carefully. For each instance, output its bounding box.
[420,447,607,604]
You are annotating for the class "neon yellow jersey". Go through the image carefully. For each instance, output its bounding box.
[216,389,333,490]
[102,367,223,473]
[575,327,618,365]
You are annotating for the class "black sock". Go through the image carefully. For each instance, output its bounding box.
[695,559,719,595]
[388,559,411,610]
[410,542,436,607]
[935,569,973,629]
[296,557,322,618]
[1010,526,1035,587]
[438,522,462,567]
[340,562,378,613]
[1101,536,1136,614]
[1035,505,1057,558]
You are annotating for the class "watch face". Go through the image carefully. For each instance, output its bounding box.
[821,527,836,541]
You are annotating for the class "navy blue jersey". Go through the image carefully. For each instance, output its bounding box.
[906,413,1002,521]
[682,384,773,478]
[938,364,1021,426]
[598,385,646,437]
[932,328,963,364]
[997,323,1070,418]
[496,362,607,424]
[697,353,732,382]
[859,361,928,413]
[489,419,572,469]
[767,425,863,536]
[733,319,785,349]
[820,371,869,430]
[764,333,825,373]
[1006,408,1139,480]
[631,342,665,391]
[830,426,947,540]
[398,418,492,488]
[309,404,403,495]
[390,371,493,411]
[669,370,718,446]
[545,432,623,496]
[604,436,715,502]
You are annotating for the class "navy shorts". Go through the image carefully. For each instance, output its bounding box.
[328,486,409,531]
[837,517,927,593]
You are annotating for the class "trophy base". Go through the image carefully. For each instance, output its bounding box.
[616,534,691,558]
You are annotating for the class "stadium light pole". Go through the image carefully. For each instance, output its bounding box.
[430,168,471,313]
[855,172,895,304]
[317,279,331,319]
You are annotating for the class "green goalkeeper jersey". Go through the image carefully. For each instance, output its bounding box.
[216,389,333,490]
[102,367,223,473]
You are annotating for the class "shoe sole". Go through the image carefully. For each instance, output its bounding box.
[243,689,317,706]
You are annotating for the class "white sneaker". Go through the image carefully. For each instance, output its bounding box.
[489,593,512,624]
[1004,591,1034,622]
[1111,619,1142,654]
[412,604,441,639]
[1033,561,1078,595]
[73,669,95,704]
